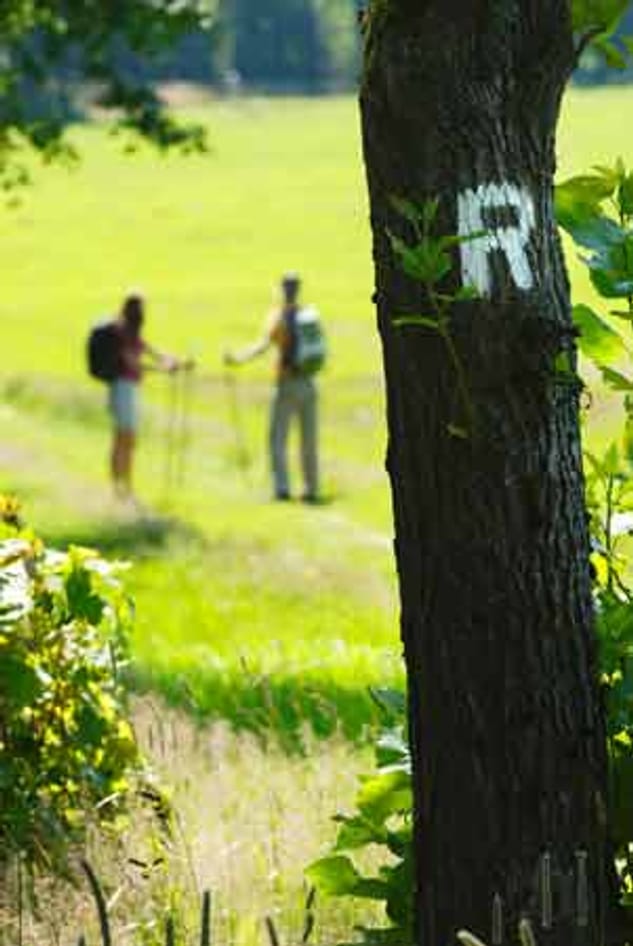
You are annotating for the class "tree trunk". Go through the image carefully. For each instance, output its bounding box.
[359,3,620,945]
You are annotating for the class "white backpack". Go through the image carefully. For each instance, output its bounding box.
[290,306,327,375]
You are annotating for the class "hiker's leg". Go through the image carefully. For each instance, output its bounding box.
[111,431,124,493]
[119,431,136,495]
[299,378,319,500]
[109,380,139,499]
[110,430,135,496]
[109,381,124,495]
[269,381,292,498]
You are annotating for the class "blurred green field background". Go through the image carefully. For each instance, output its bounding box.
[0,88,629,743]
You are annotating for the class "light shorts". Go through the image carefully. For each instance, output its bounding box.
[108,378,140,433]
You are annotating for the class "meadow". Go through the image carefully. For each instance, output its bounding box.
[0,87,631,943]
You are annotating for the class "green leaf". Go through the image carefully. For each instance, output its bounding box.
[334,815,387,850]
[356,770,412,822]
[555,177,623,251]
[382,858,414,925]
[0,656,41,706]
[392,315,441,331]
[557,173,616,206]
[610,752,633,845]
[593,163,624,192]
[354,878,394,901]
[439,231,487,249]
[370,687,407,717]
[389,196,423,228]
[559,208,622,254]
[76,703,109,747]
[553,351,579,383]
[388,232,452,285]
[388,197,439,234]
[590,266,633,299]
[585,449,606,480]
[375,729,410,769]
[306,856,363,896]
[618,173,633,217]
[593,35,628,68]
[572,303,629,363]
[572,0,629,33]
[448,424,469,439]
[601,366,633,392]
[603,442,621,476]
[385,823,413,858]
[65,567,104,624]
[454,284,480,302]
[421,198,440,228]
[353,929,411,946]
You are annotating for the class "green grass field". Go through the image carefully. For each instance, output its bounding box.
[0,88,631,743]
[2,87,632,945]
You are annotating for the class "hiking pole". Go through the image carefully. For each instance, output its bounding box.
[223,368,251,474]
[164,368,180,502]
[176,358,196,489]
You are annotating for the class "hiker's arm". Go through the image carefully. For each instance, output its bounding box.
[144,343,189,373]
[225,310,283,367]
[224,334,271,366]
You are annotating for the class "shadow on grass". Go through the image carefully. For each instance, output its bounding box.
[43,516,403,751]
[43,514,208,560]
[129,661,405,753]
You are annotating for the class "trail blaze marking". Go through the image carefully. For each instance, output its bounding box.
[457,182,536,296]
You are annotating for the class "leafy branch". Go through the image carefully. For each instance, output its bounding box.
[0,0,218,193]
[388,196,481,439]
[556,159,633,394]
[572,0,633,68]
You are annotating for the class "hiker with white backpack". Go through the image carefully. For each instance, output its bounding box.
[224,273,326,503]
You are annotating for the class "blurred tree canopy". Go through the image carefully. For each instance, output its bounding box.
[0,0,217,189]
[0,0,628,191]
[212,0,360,88]
[0,0,362,188]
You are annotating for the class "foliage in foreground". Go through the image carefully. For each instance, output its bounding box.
[557,158,633,904]
[0,495,144,874]
[306,690,412,946]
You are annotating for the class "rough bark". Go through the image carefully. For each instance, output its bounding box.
[360,3,620,945]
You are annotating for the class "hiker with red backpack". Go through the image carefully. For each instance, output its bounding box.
[224,273,326,503]
[88,293,188,504]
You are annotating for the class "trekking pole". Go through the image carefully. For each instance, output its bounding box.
[223,368,251,473]
[176,358,196,489]
[164,368,180,502]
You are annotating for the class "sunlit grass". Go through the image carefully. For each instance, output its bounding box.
[3,703,384,946]
[0,88,631,740]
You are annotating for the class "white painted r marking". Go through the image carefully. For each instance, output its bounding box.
[457,182,536,296]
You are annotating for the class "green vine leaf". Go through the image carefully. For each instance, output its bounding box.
[573,303,630,363]
[572,0,629,33]
[600,365,633,392]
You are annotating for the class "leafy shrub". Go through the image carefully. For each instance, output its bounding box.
[583,452,633,905]
[306,690,413,946]
[556,159,633,902]
[0,495,143,874]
